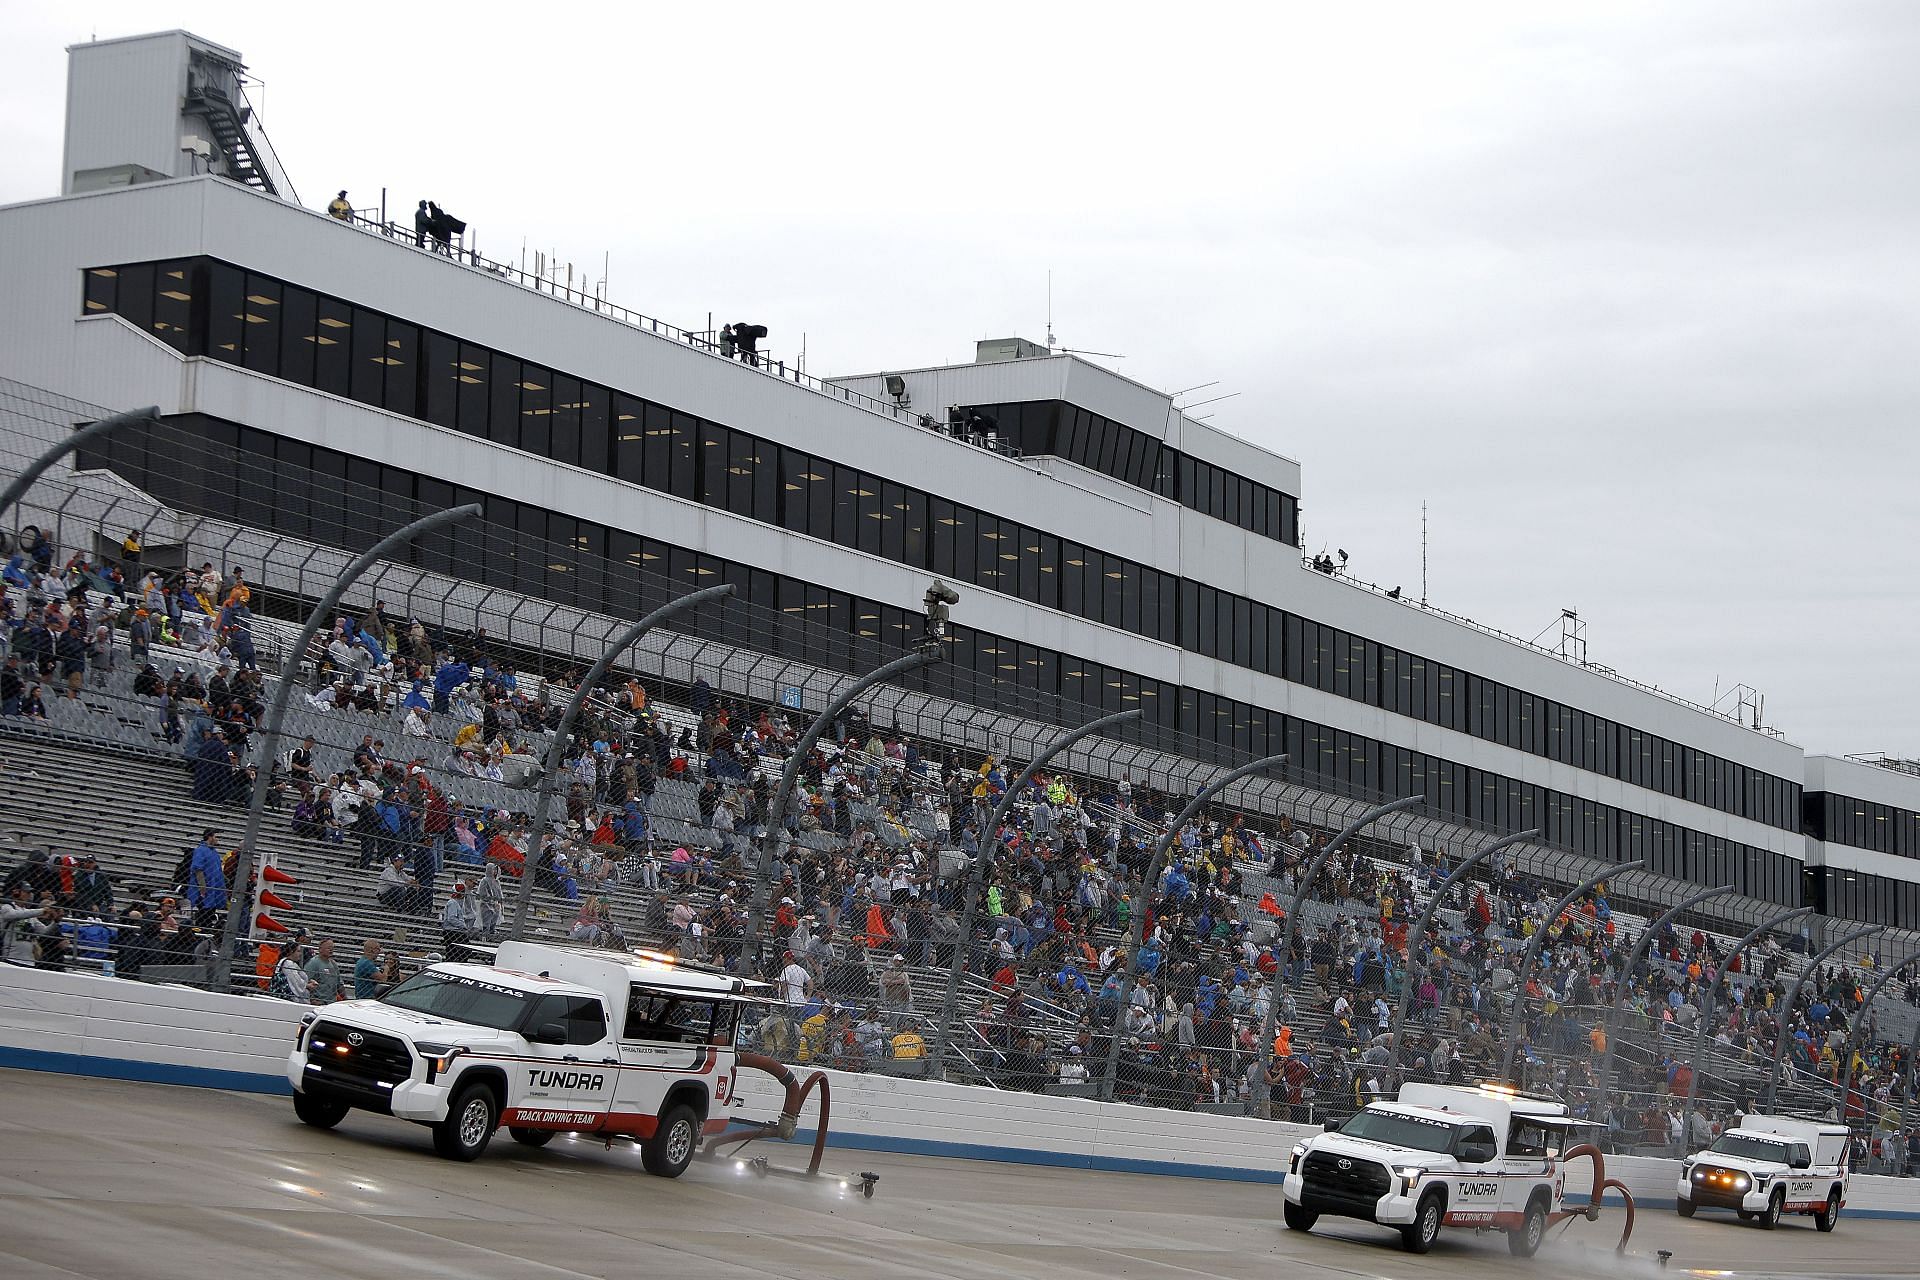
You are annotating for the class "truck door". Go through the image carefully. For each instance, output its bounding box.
[1502,1118,1553,1215]
[1449,1123,1504,1224]
[608,987,722,1137]
[506,993,616,1129]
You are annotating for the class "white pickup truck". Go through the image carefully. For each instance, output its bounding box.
[1676,1114,1849,1231]
[285,942,757,1175]
[1282,1083,1591,1256]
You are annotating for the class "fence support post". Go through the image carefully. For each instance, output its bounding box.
[928,709,1142,1078]
[211,503,482,990]
[741,647,942,965]
[1259,794,1425,1118]
[1099,753,1286,1101]
[507,583,735,942]
[1496,861,1645,1082]
[1384,828,1539,1082]
[1762,924,1884,1112]
[1591,883,1735,1111]
[1680,905,1814,1141]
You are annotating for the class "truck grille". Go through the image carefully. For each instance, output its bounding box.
[1300,1150,1392,1214]
[304,1021,414,1106]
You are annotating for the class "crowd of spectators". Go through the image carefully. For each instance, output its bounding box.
[4,523,1918,1173]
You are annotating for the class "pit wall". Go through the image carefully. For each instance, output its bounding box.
[2,966,1914,1218]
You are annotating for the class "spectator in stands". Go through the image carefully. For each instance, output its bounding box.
[305,938,343,1003]
[184,829,227,922]
[440,881,477,951]
[270,942,311,1001]
[69,855,112,915]
[377,854,419,914]
[474,862,505,939]
[354,940,384,998]
[1,887,55,964]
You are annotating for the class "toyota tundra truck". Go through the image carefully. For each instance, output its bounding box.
[1676,1114,1849,1231]
[1282,1083,1591,1256]
[286,941,757,1175]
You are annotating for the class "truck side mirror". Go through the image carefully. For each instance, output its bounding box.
[1460,1141,1498,1163]
[1324,1120,1341,1132]
[533,1022,569,1045]
[1790,1155,1811,1170]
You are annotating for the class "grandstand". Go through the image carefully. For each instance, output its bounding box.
[1,378,1915,1174]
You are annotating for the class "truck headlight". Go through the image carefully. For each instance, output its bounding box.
[416,1043,461,1081]
[1395,1165,1424,1193]
[1290,1144,1306,1173]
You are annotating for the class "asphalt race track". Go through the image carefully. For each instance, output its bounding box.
[0,1069,1911,1280]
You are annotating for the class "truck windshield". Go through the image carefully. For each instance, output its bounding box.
[1338,1110,1463,1154]
[1709,1134,1792,1162]
[381,970,530,1031]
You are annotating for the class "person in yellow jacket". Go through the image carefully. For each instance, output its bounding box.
[891,1027,926,1059]
[797,1008,831,1062]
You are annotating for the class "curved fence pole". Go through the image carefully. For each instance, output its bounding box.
[1384,828,1539,1081]
[1258,793,1424,1118]
[1497,861,1645,1081]
[1592,883,1735,1111]
[0,404,158,531]
[1763,924,1885,1112]
[506,583,735,942]
[210,503,482,990]
[740,647,942,965]
[1681,905,1814,1142]
[1098,753,1287,1101]
[1837,956,1913,1120]
[928,708,1142,1078]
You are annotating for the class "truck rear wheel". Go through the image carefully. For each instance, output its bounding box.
[509,1127,556,1148]
[1282,1200,1317,1232]
[293,1088,349,1130]
[1508,1199,1548,1257]
[1401,1191,1443,1253]
[642,1104,698,1178]
[433,1082,499,1161]
[1814,1189,1841,1233]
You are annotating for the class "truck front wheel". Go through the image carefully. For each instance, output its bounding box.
[1756,1188,1783,1230]
[1508,1198,1548,1257]
[1401,1191,1444,1253]
[293,1088,349,1130]
[1677,1197,1695,1219]
[642,1104,699,1178]
[1282,1200,1317,1232]
[433,1082,499,1161]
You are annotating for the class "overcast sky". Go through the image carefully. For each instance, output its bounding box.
[3,2,1915,757]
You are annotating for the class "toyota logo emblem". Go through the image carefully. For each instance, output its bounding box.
[346,1032,365,1048]
[1337,1158,1352,1170]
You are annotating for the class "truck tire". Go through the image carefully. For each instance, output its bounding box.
[1282,1200,1317,1232]
[433,1081,499,1161]
[642,1104,698,1178]
[1401,1191,1443,1254]
[1757,1188,1783,1230]
[293,1088,349,1130]
[1814,1188,1841,1233]
[509,1127,556,1148]
[1677,1197,1696,1219]
[1508,1198,1548,1257]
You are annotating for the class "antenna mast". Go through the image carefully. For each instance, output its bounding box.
[1420,501,1428,606]
[1046,269,1055,352]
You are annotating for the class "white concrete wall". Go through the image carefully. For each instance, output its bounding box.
[2,966,1917,1216]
